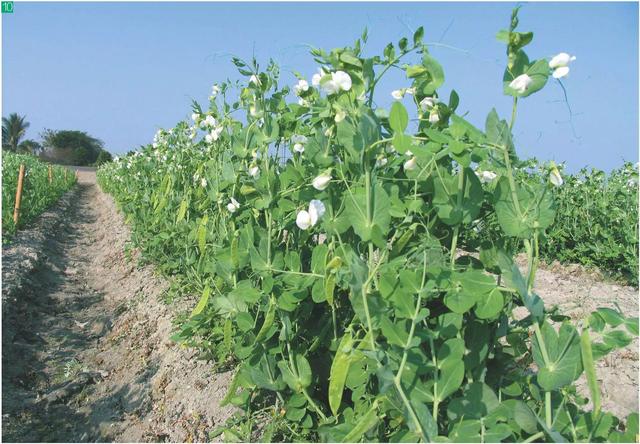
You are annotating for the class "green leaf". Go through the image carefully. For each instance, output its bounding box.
[494,177,556,238]
[341,401,380,442]
[413,27,424,46]
[444,269,495,314]
[512,400,539,434]
[596,308,625,327]
[393,133,413,155]
[433,167,483,226]
[503,53,549,98]
[380,316,409,347]
[191,285,211,317]
[602,330,632,348]
[389,102,409,133]
[344,184,391,242]
[533,321,583,391]
[474,287,504,319]
[434,339,465,402]
[329,329,355,416]
[447,382,499,421]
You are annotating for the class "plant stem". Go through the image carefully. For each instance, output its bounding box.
[545,391,552,429]
[522,431,545,443]
[449,168,465,268]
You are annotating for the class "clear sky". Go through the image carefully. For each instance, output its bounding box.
[2,1,638,172]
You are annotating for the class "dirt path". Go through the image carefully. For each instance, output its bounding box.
[2,172,637,442]
[2,172,233,442]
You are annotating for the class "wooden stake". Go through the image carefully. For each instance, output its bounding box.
[13,164,25,225]
[64,169,68,181]
[48,165,53,184]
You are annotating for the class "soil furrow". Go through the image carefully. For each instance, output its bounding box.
[2,171,233,443]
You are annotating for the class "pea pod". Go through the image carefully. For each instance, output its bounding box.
[328,328,355,416]
[197,215,209,254]
[580,324,601,416]
[191,285,211,317]
[176,198,188,223]
[255,296,276,343]
[325,274,336,306]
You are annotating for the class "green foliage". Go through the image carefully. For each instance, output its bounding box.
[97,8,637,443]
[466,160,639,286]
[543,163,639,285]
[2,152,77,238]
[2,113,30,152]
[40,129,109,166]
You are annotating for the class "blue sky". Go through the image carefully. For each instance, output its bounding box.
[2,2,638,172]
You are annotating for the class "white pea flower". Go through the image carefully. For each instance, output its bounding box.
[405,150,413,156]
[311,70,323,86]
[296,200,325,230]
[296,210,313,230]
[405,87,416,95]
[332,71,352,91]
[322,71,352,95]
[324,127,333,137]
[211,84,221,97]
[212,126,224,140]
[509,74,533,94]
[298,98,310,107]
[476,170,497,183]
[201,178,207,188]
[420,97,438,111]
[549,52,576,69]
[312,172,332,191]
[626,178,637,188]
[292,135,307,153]
[391,90,404,100]
[294,79,309,95]
[552,66,570,79]
[429,110,440,124]
[191,113,199,122]
[376,155,388,167]
[308,199,326,225]
[227,197,240,213]
[549,168,563,187]
[404,157,418,171]
[204,115,217,128]
[334,110,346,123]
[248,165,260,178]
[249,74,260,86]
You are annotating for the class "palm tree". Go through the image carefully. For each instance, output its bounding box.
[2,113,30,152]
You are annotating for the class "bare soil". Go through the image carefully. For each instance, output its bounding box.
[1,172,637,442]
[2,171,233,442]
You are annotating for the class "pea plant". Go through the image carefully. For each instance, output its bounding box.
[98,9,638,442]
[2,151,77,239]
[464,160,639,286]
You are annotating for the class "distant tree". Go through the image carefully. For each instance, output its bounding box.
[40,129,106,166]
[93,149,113,166]
[18,139,43,155]
[2,113,30,152]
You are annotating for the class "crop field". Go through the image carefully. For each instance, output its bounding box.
[2,152,77,238]
[2,6,638,444]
